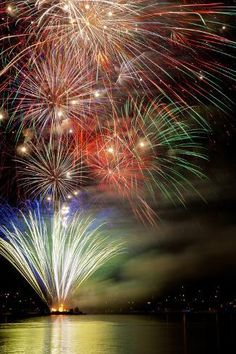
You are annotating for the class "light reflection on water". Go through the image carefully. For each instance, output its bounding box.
[0,315,235,354]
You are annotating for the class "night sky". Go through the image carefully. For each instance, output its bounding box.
[0,0,236,312]
[1,130,236,311]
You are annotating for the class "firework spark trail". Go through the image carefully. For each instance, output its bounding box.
[8,45,100,133]
[86,99,208,205]
[0,1,235,219]
[1,1,235,113]
[0,0,234,312]
[0,204,123,308]
[16,136,88,202]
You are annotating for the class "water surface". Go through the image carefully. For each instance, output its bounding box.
[0,315,235,354]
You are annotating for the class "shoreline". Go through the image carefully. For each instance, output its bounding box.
[1,310,235,323]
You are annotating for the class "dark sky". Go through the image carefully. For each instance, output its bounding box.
[0,137,236,310]
[0,63,236,313]
[0,0,236,311]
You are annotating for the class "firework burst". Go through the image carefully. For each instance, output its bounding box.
[86,99,207,205]
[0,204,123,308]
[8,45,99,133]
[0,1,235,222]
[16,136,87,203]
[1,1,235,113]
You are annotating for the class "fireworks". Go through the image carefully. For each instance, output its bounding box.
[0,205,123,308]
[0,0,235,307]
[16,136,87,202]
[84,99,207,223]
[9,46,97,133]
[0,2,235,213]
[1,1,235,112]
